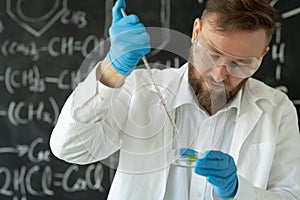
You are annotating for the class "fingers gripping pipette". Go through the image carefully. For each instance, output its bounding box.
[120,8,181,141]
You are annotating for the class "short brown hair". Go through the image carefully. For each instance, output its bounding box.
[201,0,277,44]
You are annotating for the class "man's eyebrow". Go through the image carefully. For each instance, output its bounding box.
[232,58,252,64]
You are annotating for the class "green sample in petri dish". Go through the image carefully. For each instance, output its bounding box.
[186,154,198,163]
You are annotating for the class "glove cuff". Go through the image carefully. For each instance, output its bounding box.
[214,176,238,200]
[107,52,133,76]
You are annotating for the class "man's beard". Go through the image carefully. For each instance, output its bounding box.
[188,62,247,114]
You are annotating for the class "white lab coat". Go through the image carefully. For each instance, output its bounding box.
[50,63,300,199]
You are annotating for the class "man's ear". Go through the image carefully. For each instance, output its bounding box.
[191,18,202,43]
[261,46,270,57]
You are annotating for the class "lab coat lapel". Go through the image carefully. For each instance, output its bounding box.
[229,80,263,160]
[230,108,262,160]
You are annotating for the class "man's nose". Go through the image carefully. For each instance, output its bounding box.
[211,65,228,82]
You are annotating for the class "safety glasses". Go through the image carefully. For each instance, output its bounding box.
[193,34,263,78]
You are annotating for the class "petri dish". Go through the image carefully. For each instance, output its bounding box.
[170,148,204,168]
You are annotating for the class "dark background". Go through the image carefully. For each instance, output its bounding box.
[0,0,299,199]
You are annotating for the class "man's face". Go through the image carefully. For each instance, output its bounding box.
[188,15,269,114]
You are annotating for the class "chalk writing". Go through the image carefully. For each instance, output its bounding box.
[44,69,82,90]
[60,9,88,29]
[7,0,68,37]
[53,164,104,193]
[47,35,101,57]
[0,163,104,198]
[272,22,286,81]
[270,3,300,94]
[0,137,50,163]
[0,137,106,198]
[1,40,39,60]
[0,20,4,33]
[0,96,60,126]
[1,65,83,94]
[1,35,101,61]
[3,65,46,94]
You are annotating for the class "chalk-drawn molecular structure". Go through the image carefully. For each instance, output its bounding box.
[6,0,68,37]
[270,0,300,105]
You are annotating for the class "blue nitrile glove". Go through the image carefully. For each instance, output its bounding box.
[194,150,238,200]
[107,0,150,76]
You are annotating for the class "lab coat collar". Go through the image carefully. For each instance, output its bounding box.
[144,63,198,111]
[215,87,242,117]
[168,63,199,110]
[229,78,267,160]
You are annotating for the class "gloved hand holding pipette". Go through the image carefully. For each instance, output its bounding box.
[107,0,150,76]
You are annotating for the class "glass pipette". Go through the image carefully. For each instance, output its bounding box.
[120,8,204,167]
[120,8,181,141]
